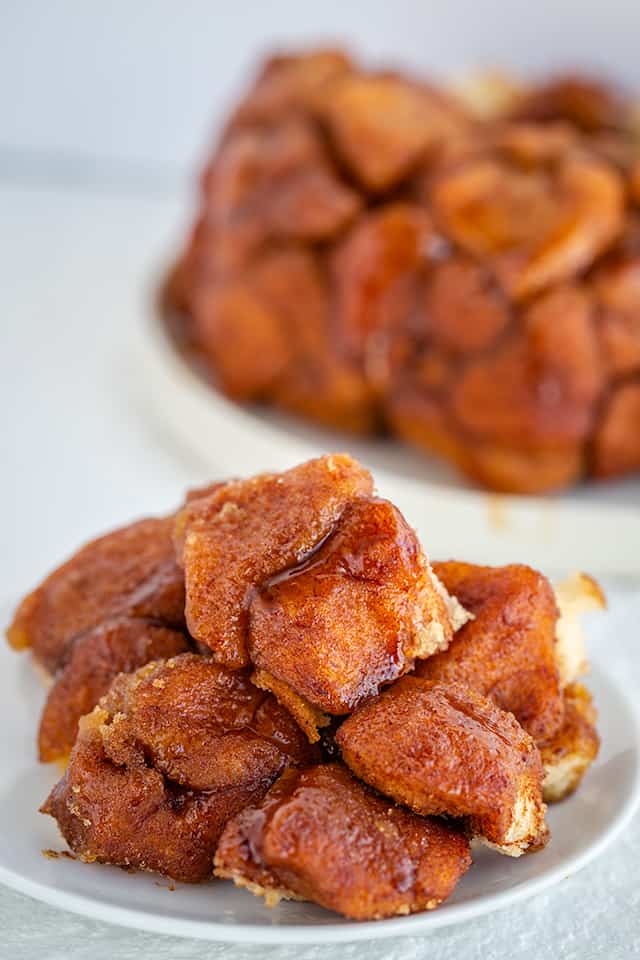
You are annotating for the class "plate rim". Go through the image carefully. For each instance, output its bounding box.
[1,652,639,945]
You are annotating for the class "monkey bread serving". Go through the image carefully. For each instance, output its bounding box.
[7,454,603,920]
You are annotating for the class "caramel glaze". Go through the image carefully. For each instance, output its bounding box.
[173,454,374,669]
[6,482,225,679]
[416,561,564,744]
[7,515,185,675]
[176,456,451,732]
[42,654,318,883]
[336,677,547,852]
[247,496,437,715]
[38,616,190,764]
[215,763,471,920]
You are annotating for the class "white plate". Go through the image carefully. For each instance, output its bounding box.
[138,307,640,578]
[0,600,639,945]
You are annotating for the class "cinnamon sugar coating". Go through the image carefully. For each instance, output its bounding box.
[215,763,471,919]
[174,454,373,669]
[7,516,184,673]
[38,617,190,763]
[415,561,564,743]
[1,449,604,912]
[42,654,317,882]
[249,496,455,734]
[175,456,458,735]
[337,677,548,856]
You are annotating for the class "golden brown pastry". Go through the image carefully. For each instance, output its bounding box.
[587,195,640,481]
[317,72,471,192]
[215,763,471,919]
[414,561,564,743]
[7,480,225,675]
[250,495,465,737]
[592,234,640,379]
[540,683,600,803]
[174,454,373,669]
[331,203,437,377]
[42,654,317,882]
[429,124,623,300]
[7,515,184,673]
[166,49,640,494]
[37,616,190,764]
[166,49,473,443]
[192,247,376,432]
[508,74,632,135]
[388,124,622,493]
[6,510,195,767]
[337,677,548,856]
[593,380,640,478]
[1,444,605,914]
[175,455,464,739]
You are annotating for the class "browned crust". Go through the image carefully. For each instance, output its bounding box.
[252,668,330,743]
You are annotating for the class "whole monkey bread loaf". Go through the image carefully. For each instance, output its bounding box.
[165,50,640,493]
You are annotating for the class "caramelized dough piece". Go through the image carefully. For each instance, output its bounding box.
[202,117,361,261]
[398,282,603,494]
[540,683,600,802]
[423,255,512,353]
[248,497,459,735]
[227,49,353,129]
[450,440,585,496]
[42,654,317,882]
[388,374,589,495]
[332,203,435,366]
[431,125,624,300]
[383,264,604,494]
[592,380,640,478]
[450,284,603,448]
[193,247,376,431]
[510,75,630,134]
[337,677,548,856]
[593,254,640,377]
[38,617,190,764]
[415,562,564,743]
[193,263,293,402]
[321,73,471,192]
[174,455,373,668]
[215,763,471,919]
[262,251,376,432]
[7,516,184,673]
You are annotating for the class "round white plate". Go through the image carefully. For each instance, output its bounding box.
[0,602,639,944]
[138,305,640,578]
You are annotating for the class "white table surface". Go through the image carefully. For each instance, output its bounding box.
[2,177,639,959]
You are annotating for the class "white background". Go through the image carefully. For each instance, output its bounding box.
[1,2,639,957]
